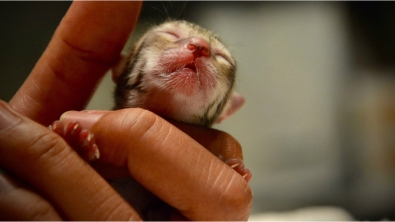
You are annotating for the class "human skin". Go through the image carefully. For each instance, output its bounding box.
[0,1,252,220]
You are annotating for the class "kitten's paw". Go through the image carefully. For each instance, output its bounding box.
[225,158,252,183]
[49,120,100,161]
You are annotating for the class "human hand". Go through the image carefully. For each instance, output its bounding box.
[56,108,252,220]
[1,1,252,220]
[0,102,252,220]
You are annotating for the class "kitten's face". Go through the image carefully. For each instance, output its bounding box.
[116,20,236,126]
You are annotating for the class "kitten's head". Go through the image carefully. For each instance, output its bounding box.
[114,20,244,126]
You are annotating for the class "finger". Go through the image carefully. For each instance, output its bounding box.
[10,1,142,126]
[0,172,62,220]
[169,120,244,161]
[0,101,141,220]
[58,110,245,162]
[62,108,253,220]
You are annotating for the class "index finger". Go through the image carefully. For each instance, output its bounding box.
[9,1,141,126]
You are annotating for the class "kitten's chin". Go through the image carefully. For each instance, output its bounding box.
[141,85,207,125]
[167,68,200,96]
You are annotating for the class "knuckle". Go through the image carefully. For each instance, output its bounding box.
[16,128,73,176]
[26,130,68,161]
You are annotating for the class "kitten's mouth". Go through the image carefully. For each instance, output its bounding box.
[158,58,216,97]
[183,62,197,73]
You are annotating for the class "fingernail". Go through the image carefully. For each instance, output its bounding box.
[0,101,21,132]
[60,110,108,130]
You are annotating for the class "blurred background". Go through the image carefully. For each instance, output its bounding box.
[1,1,395,220]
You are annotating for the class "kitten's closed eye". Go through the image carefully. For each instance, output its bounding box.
[159,30,180,40]
[215,53,232,65]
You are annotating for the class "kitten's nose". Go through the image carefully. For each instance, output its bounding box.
[186,37,211,58]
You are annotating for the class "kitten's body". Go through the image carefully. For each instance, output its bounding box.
[113,20,243,126]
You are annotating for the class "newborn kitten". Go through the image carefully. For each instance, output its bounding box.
[113,20,244,126]
[50,20,250,181]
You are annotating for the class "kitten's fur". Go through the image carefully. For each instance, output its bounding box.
[113,20,243,126]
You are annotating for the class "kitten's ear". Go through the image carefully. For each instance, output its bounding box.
[111,53,128,83]
[216,91,245,124]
